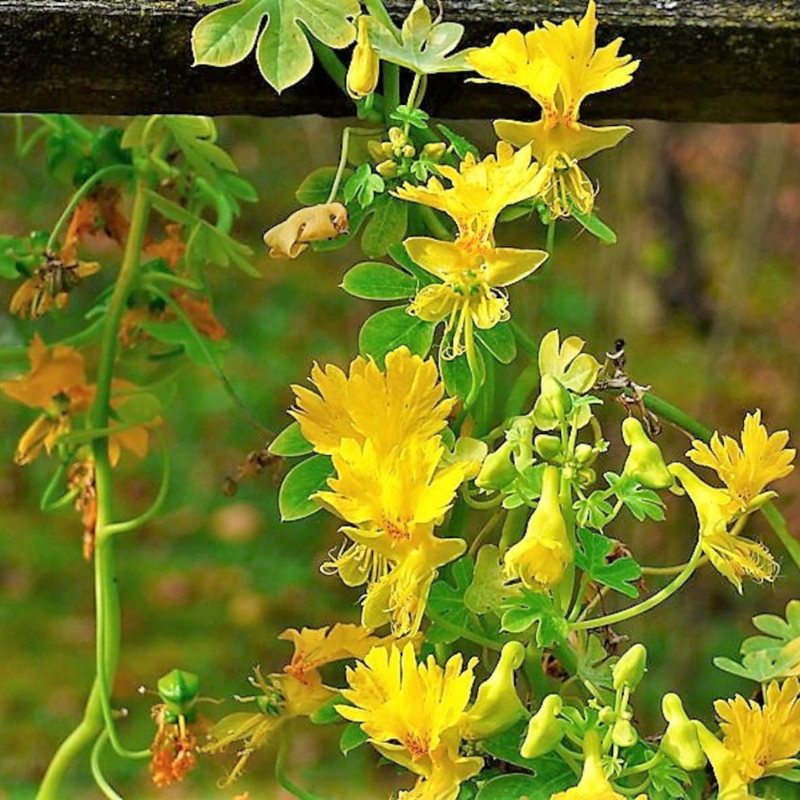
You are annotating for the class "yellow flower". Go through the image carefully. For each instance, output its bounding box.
[504,465,573,590]
[693,722,759,800]
[551,731,646,800]
[336,644,483,800]
[668,463,778,593]
[290,346,455,457]
[686,410,795,516]
[405,237,547,358]
[538,329,601,394]
[468,1,638,218]
[714,677,800,783]
[347,15,380,99]
[395,142,545,249]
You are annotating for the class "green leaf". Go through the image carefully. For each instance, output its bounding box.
[268,421,313,457]
[309,694,342,724]
[437,124,479,160]
[475,759,574,800]
[439,350,472,401]
[278,455,334,521]
[464,545,509,615]
[389,104,430,131]
[573,491,614,530]
[296,166,350,205]
[344,163,385,208]
[388,242,437,287]
[570,204,618,245]
[358,306,434,368]
[341,262,416,300]
[192,0,360,93]
[605,472,666,522]
[501,589,567,647]
[426,557,491,645]
[574,528,642,599]
[339,722,369,755]
[367,1,473,75]
[476,323,517,364]
[139,320,228,368]
[361,196,408,258]
[647,753,692,799]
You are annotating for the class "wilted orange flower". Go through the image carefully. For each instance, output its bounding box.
[10,256,100,320]
[149,704,198,788]
[67,458,98,560]
[144,223,186,269]
[263,203,349,259]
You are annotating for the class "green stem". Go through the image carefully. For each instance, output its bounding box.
[275,726,324,800]
[510,322,539,361]
[761,502,800,575]
[309,39,347,93]
[468,509,505,556]
[571,541,703,631]
[105,431,170,536]
[419,205,453,240]
[498,505,528,553]
[425,607,503,651]
[90,731,123,800]
[363,0,402,41]
[463,317,484,412]
[38,182,152,797]
[382,62,401,124]
[46,164,133,253]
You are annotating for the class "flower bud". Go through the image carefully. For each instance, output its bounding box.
[476,440,517,492]
[508,415,535,468]
[521,694,565,758]
[375,159,398,179]
[534,434,562,461]
[422,142,447,161]
[367,140,387,162]
[612,717,638,748]
[621,417,673,490]
[533,374,572,430]
[612,644,647,692]
[504,466,573,589]
[401,144,416,159]
[346,16,380,100]
[574,443,595,465]
[660,694,707,771]
[388,127,406,147]
[461,642,527,740]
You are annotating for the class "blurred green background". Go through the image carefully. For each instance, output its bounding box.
[0,116,798,799]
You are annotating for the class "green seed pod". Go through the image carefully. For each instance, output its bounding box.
[521,695,565,759]
[660,693,707,771]
[613,644,647,692]
[157,669,200,722]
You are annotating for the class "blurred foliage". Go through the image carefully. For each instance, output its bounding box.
[0,116,799,798]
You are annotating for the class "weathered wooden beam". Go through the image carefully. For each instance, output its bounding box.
[1,1,799,121]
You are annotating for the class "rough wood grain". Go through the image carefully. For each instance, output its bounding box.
[1,1,799,121]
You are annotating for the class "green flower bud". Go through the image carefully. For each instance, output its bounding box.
[521,695,565,758]
[612,718,638,748]
[157,668,200,722]
[574,443,595,465]
[422,142,447,161]
[621,417,673,490]
[598,706,616,724]
[577,466,596,487]
[613,644,647,692]
[476,440,517,492]
[660,693,707,771]
[533,375,573,431]
[534,434,562,461]
[461,642,527,740]
[375,159,398,179]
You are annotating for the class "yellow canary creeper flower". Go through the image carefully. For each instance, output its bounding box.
[668,463,778,593]
[504,465,573,590]
[687,410,795,516]
[395,142,545,248]
[714,677,800,783]
[290,346,455,456]
[693,721,759,800]
[395,144,547,357]
[336,644,483,800]
[552,731,647,800]
[538,329,601,394]
[469,1,638,218]
[404,237,547,358]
